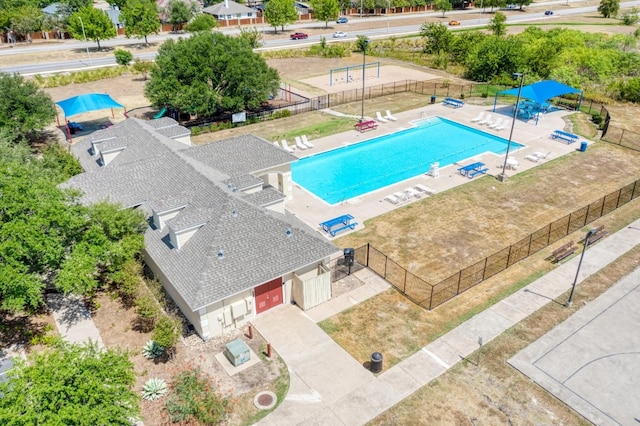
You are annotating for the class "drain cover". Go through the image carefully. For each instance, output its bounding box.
[253,391,277,410]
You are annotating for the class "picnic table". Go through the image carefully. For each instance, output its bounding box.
[552,130,578,144]
[457,162,483,176]
[443,97,464,108]
[354,120,378,133]
[320,214,358,237]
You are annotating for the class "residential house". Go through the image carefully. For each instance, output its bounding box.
[203,0,257,21]
[63,118,338,340]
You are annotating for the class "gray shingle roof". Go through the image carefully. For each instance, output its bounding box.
[203,0,255,16]
[64,119,337,312]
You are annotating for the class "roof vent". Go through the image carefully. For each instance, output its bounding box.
[286,227,293,237]
[217,249,224,260]
[232,210,238,218]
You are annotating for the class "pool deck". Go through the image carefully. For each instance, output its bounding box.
[285,102,585,239]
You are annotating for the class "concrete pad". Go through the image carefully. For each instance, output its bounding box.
[488,298,531,323]
[502,288,550,315]
[509,267,640,426]
[423,337,466,368]
[390,349,447,387]
[436,309,514,357]
[527,275,572,301]
[329,378,403,426]
[214,346,260,376]
[47,294,103,348]
[304,302,339,323]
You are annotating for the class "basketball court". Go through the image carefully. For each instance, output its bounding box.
[509,266,640,425]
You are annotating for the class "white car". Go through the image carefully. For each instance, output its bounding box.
[333,31,347,38]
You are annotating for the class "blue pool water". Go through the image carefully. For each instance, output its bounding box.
[291,116,523,205]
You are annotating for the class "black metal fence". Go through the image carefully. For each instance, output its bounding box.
[348,179,640,310]
[600,106,640,152]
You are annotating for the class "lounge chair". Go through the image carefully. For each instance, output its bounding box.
[414,184,436,195]
[525,154,540,163]
[273,141,279,147]
[405,187,422,199]
[384,194,400,204]
[478,114,493,125]
[385,110,397,121]
[495,119,510,131]
[295,136,307,150]
[489,118,504,129]
[281,139,295,153]
[506,156,519,170]
[394,191,410,202]
[471,111,485,122]
[301,134,314,148]
[535,151,552,159]
[376,111,388,123]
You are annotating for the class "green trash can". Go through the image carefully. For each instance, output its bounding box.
[579,141,588,152]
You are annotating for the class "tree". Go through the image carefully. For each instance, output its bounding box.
[131,58,155,80]
[512,0,532,10]
[0,73,56,143]
[0,341,140,425]
[434,0,451,17]
[237,25,263,48]
[264,0,298,33]
[598,0,619,18]
[184,12,218,32]
[61,0,93,14]
[166,0,196,32]
[145,32,280,116]
[68,7,117,50]
[114,48,133,65]
[120,0,160,45]
[420,22,454,54]
[621,6,638,24]
[6,5,45,42]
[489,11,507,36]
[153,314,181,352]
[311,0,340,29]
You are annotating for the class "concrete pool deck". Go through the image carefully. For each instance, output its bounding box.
[285,102,586,239]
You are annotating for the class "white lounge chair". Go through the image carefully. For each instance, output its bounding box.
[295,136,307,150]
[535,151,552,159]
[489,118,504,129]
[385,110,397,121]
[525,154,541,163]
[478,113,493,125]
[394,191,410,202]
[281,139,295,153]
[506,156,519,170]
[471,111,485,122]
[273,141,279,147]
[301,134,314,148]
[414,184,436,195]
[384,194,400,204]
[376,111,388,123]
[405,187,422,199]
[495,119,510,131]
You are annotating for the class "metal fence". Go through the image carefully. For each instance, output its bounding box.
[348,179,640,311]
[600,106,640,152]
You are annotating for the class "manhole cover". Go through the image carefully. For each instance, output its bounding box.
[253,391,277,410]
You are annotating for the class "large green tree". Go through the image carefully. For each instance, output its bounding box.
[264,0,298,33]
[420,22,453,54]
[434,0,451,17]
[489,11,507,36]
[68,7,117,49]
[311,0,340,29]
[145,32,280,116]
[598,0,619,18]
[120,0,160,45]
[0,73,56,143]
[184,12,218,32]
[0,341,140,425]
[166,0,196,32]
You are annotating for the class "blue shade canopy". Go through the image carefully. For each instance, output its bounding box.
[56,93,124,118]
[497,80,581,104]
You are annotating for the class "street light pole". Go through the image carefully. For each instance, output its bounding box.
[498,72,524,182]
[78,16,91,65]
[387,0,391,33]
[360,39,369,122]
[565,229,597,307]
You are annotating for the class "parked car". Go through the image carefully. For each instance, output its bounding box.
[448,20,460,26]
[336,17,348,23]
[544,10,553,15]
[290,32,308,40]
[333,31,347,38]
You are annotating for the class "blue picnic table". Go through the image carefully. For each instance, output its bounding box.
[457,162,483,177]
[320,214,357,237]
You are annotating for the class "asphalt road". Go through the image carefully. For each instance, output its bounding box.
[1,0,639,75]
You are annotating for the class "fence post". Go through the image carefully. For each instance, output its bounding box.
[455,270,462,294]
[620,129,624,144]
[366,243,370,267]
[403,269,407,293]
[583,204,591,226]
[526,233,533,258]
[429,284,434,310]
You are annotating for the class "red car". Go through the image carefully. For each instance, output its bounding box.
[290,32,308,40]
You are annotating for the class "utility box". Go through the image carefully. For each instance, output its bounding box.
[224,338,250,367]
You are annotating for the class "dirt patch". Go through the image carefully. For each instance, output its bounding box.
[91,293,286,425]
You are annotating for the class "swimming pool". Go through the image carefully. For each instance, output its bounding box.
[291,116,523,204]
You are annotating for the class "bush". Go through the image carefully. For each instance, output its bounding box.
[136,294,160,330]
[114,49,134,66]
[152,314,181,351]
[165,368,233,424]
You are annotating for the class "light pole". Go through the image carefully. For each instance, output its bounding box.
[360,38,369,122]
[565,229,597,307]
[387,0,391,33]
[498,72,525,182]
[78,16,91,65]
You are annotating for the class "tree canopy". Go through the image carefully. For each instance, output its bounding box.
[120,0,161,45]
[145,32,280,116]
[598,0,620,18]
[165,0,197,32]
[184,12,218,32]
[68,6,117,49]
[311,0,340,29]
[0,73,56,144]
[0,341,140,425]
[264,0,298,33]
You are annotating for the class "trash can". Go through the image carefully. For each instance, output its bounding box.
[579,141,588,152]
[370,352,383,373]
[343,248,354,266]
[430,95,436,104]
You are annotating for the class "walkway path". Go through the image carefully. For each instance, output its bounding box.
[47,294,104,348]
[253,219,640,425]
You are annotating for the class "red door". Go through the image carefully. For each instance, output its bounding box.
[255,278,282,314]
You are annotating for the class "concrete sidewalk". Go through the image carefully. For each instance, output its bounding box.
[47,294,104,348]
[253,219,640,425]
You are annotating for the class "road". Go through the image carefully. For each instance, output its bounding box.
[1,0,639,75]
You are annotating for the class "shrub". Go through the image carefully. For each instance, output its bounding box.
[136,293,160,330]
[142,377,168,401]
[165,368,233,424]
[142,340,164,359]
[152,314,181,351]
[114,49,134,66]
